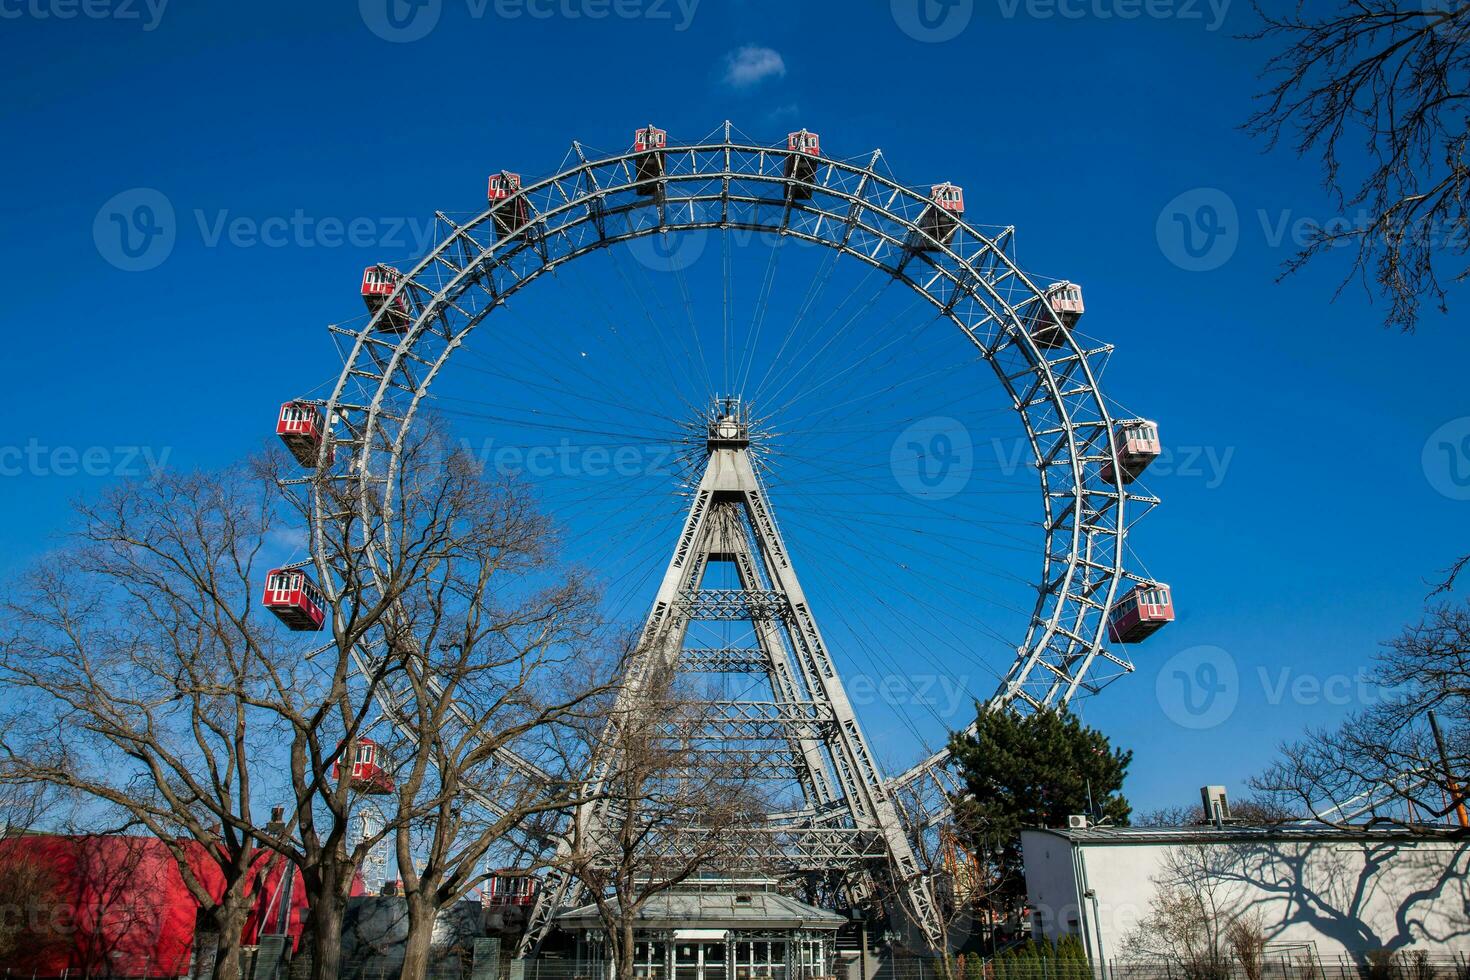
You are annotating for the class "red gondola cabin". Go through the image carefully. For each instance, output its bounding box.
[361,264,412,333]
[331,739,394,795]
[276,401,332,468]
[633,125,667,196]
[785,129,821,199]
[487,172,528,240]
[262,569,327,632]
[1102,421,1161,484]
[914,183,964,249]
[484,871,539,907]
[1107,583,1173,643]
[1028,282,1085,349]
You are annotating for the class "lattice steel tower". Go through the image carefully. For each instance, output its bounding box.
[518,398,942,952]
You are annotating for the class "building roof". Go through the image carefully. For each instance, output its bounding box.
[1024,823,1470,846]
[557,889,848,932]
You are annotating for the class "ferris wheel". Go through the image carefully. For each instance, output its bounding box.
[264,121,1173,945]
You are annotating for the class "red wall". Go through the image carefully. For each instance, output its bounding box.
[0,834,308,978]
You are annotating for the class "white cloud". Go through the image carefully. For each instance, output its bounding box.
[766,103,801,125]
[723,46,787,88]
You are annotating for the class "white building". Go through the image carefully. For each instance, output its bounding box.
[1021,823,1470,969]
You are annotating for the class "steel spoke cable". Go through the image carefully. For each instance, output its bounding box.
[735,233,785,398]
[453,346,688,428]
[606,239,713,411]
[772,544,956,740]
[759,447,1043,555]
[774,506,1037,619]
[558,256,697,417]
[777,518,1013,695]
[429,398,688,444]
[754,265,898,411]
[782,528,1037,632]
[749,245,845,404]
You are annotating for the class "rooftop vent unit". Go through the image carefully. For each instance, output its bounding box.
[1201,785,1231,825]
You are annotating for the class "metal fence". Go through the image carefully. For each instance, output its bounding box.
[506,962,841,980]
[877,954,1470,980]
[1095,953,1470,980]
[15,950,1462,980]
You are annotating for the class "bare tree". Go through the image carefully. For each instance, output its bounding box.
[259,423,618,980]
[1122,845,1240,980]
[902,811,1005,961]
[0,837,70,966]
[0,419,602,980]
[371,468,623,980]
[1227,915,1268,980]
[562,663,768,980]
[1252,600,1469,828]
[0,467,301,980]
[1244,2,1470,333]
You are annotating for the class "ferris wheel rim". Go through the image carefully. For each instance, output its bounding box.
[303,127,1154,793]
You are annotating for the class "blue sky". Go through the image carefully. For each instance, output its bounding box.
[2,0,1467,817]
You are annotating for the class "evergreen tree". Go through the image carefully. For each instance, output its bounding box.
[948,707,1132,909]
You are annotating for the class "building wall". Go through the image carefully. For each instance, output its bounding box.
[0,833,310,978]
[1021,830,1470,963]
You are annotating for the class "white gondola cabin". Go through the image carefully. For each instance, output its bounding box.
[331,738,394,795]
[487,171,528,240]
[262,568,327,632]
[1101,421,1161,484]
[1107,583,1174,643]
[361,264,412,333]
[276,401,332,468]
[784,129,821,199]
[913,183,964,249]
[1028,282,1085,349]
[633,125,667,196]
